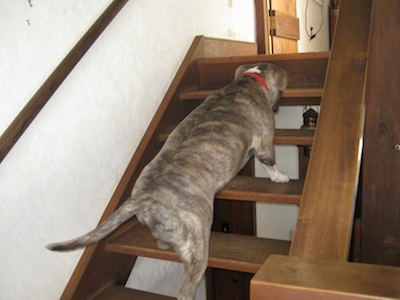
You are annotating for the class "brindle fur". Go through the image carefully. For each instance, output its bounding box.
[47,63,288,300]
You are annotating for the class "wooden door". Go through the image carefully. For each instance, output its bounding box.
[255,0,299,54]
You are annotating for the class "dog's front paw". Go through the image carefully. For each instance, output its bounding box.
[263,164,290,183]
[270,172,290,183]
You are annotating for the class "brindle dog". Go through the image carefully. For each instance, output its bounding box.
[47,63,289,300]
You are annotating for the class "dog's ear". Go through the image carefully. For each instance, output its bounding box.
[272,67,288,91]
[234,64,252,79]
[260,64,287,91]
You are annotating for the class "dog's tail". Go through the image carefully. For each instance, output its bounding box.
[46,197,138,252]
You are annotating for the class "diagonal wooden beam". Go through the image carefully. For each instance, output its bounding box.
[0,0,129,163]
[289,0,373,261]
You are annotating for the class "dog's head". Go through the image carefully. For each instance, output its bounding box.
[234,63,287,111]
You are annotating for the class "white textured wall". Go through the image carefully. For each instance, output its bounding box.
[0,1,254,299]
[297,0,330,52]
[0,0,112,136]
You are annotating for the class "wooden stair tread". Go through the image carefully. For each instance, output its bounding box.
[159,128,314,146]
[251,255,400,300]
[94,284,174,300]
[106,224,290,274]
[274,129,314,145]
[180,88,323,106]
[216,175,303,204]
[196,51,330,66]
[207,51,329,59]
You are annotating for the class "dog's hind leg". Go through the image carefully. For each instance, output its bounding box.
[178,255,207,300]
[176,228,209,300]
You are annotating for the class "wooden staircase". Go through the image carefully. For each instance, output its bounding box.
[101,49,322,294]
[60,36,329,299]
[58,0,400,299]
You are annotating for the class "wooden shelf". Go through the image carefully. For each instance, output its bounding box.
[159,128,314,146]
[94,284,175,300]
[180,88,322,106]
[216,175,303,204]
[106,224,290,274]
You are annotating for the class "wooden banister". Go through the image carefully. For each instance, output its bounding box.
[251,255,400,300]
[0,0,128,163]
[289,0,372,261]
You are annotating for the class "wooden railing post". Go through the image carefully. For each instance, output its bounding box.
[289,0,373,261]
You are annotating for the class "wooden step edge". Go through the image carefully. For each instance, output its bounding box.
[106,224,290,274]
[159,128,314,146]
[283,88,323,98]
[274,129,314,145]
[94,284,175,300]
[180,89,214,100]
[251,255,400,300]
[196,51,330,65]
[216,175,303,205]
[180,88,323,105]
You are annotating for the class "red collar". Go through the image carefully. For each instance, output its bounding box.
[242,72,269,92]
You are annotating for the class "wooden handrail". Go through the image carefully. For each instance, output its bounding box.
[289,0,372,261]
[0,0,128,163]
[252,255,400,299]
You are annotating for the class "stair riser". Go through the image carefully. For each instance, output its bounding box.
[197,53,329,90]
[180,89,323,106]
